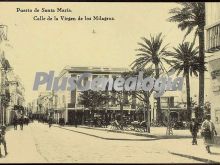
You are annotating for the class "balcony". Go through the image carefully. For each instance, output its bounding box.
[206,23,220,53]
[108,105,134,111]
[154,101,186,109]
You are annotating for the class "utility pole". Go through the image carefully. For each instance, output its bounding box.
[166,97,173,135]
[145,104,151,133]
[143,103,151,133]
[147,105,151,133]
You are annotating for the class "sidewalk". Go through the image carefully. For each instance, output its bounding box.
[167,138,220,163]
[54,124,220,163]
[58,124,195,139]
[53,124,157,141]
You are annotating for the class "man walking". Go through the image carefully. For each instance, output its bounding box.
[19,116,24,130]
[13,116,17,130]
[48,116,53,128]
[74,117,78,128]
[201,114,218,153]
[189,117,199,145]
[0,125,8,158]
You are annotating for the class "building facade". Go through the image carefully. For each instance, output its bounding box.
[6,73,25,124]
[154,69,211,123]
[34,91,55,121]
[51,66,141,124]
[0,25,26,125]
[206,2,220,134]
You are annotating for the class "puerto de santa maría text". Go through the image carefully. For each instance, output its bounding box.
[16,8,115,21]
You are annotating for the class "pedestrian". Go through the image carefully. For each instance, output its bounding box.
[19,116,24,130]
[0,125,8,158]
[26,117,29,125]
[104,113,109,128]
[48,116,53,128]
[74,117,78,128]
[201,114,218,153]
[13,116,17,130]
[189,117,199,145]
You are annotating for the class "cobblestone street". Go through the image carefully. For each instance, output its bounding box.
[0,121,219,163]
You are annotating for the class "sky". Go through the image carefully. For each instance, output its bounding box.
[0,2,208,103]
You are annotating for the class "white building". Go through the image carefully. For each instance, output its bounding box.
[152,68,211,123]
[6,72,25,124]
[53,66,139,124]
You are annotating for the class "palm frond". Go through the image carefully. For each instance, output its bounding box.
[168,2,205,42]
[131,33,170,72]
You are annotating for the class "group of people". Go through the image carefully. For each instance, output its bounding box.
[13,116,24,130]
[189,114,218,153]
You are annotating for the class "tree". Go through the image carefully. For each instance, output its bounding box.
[107,72,134,123]
[168,2,206,118]
[167,42,200,121]
[79,90,110,125]
[131,33,171,123]
[110,89,129,120]
[79,90,109,112]
[123,69,154,132]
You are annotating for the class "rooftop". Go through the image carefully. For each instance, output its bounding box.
[59,65,130,78]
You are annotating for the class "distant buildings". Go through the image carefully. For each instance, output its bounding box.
[36,91,55,121]
[27,99,38,115]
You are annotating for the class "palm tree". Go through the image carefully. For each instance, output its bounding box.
[131,33,171,123]
[168,42,200,121]
[168,2,206,118]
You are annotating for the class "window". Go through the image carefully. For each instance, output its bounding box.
[206,24,220,51]
[160,97,174,108]
[215,109,220,124]
[62,95,65,104]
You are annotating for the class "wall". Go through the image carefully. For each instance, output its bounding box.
[206,3,220,26]
[208,51,220,134]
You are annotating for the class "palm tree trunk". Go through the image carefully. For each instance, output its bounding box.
[155,63,161,123]
[186,73,191,121]
[198,25,205,121]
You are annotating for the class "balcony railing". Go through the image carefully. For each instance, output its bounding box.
[154,101,186,108]
[206,23,220,52]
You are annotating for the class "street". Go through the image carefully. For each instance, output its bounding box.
[1,122,219,163]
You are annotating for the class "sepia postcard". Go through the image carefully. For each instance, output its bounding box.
[0,1,219,164]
